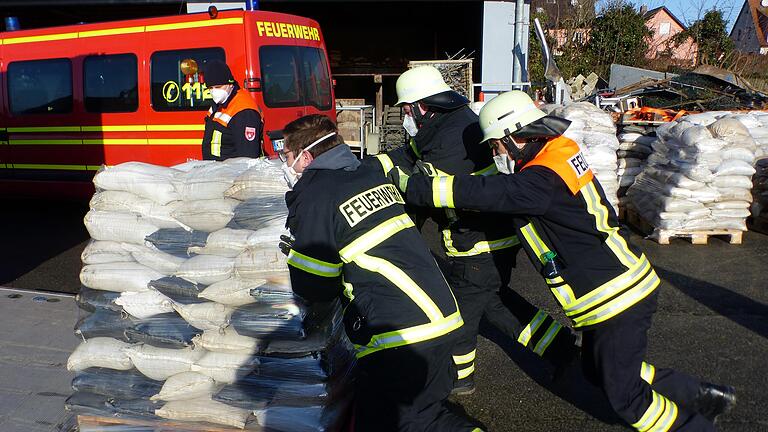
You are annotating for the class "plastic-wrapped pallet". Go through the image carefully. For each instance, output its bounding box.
[626,112,758,235]
[542,102,621,212]
[68,158,354,431]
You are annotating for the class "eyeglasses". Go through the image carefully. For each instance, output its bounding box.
[278,150,291,163]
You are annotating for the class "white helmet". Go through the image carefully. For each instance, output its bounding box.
[395,66,453,106]
[478,91,547,142]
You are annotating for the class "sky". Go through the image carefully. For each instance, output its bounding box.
[619,0,742,32]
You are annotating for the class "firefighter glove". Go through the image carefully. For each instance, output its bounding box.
[388,166,410,193]
[278,234,295,256]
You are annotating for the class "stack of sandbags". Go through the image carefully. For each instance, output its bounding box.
[626,113,757,234]
[615,125,656,207]
[543,102,621,212]
[68,158,353,431]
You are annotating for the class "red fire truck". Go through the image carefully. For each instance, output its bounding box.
[0,8,335,198]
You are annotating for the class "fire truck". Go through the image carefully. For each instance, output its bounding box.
[0,8,335,198]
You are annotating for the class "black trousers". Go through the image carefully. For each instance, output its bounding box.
[354,340,479,432]
[449,248,578,381]
[582,292,715,431]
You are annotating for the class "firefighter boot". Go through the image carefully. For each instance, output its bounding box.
[693,383,736,422]
[451,376,476,396]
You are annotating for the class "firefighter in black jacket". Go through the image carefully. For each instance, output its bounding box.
[390,91,736,431]
[367,66,578,394]
[201,60,263,160]
[280,114,481,432]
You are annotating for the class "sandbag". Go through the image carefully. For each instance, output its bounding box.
[80,262,163,293]
[171,198,239,232]
[124,312,200,348]
[67,337,133,371]
[145,228,209,257]
[122,243,187,275]
[123,344,205,381]
[93,162,180,205]
[190,351,259,384]
[199,278,263,306]
[148,276,207,304]
[234,247,288,280]
[173,302,232,331]
[84,210,159,245]
[151,371,217,402]
[176,254,234,285]
[155,398,251,429]
[73,368,163,400]
[89,190,187,229]
[192,326,261,354]
[81,240,133,265]
[115,290,175,320]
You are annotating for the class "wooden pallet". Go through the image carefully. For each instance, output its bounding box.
[624,208,743,245]
[77,415,257,431]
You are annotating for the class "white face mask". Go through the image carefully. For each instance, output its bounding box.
[493,154,515,175]
[280,132,337,189]
[210,87,231,104]
[403,114,419,137]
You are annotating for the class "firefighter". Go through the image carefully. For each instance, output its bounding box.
[200,59,263,160]
[389,91,736,431]
[367,66,578,395]
[279,114,481,432]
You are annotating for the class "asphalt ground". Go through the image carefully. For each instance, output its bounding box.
[2,198,767,431]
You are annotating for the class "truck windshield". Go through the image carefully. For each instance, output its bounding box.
[260,45,331,111]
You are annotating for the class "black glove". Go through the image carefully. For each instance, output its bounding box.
[414,160,435,176]
[387,166,411,193]
[278,234,295,256]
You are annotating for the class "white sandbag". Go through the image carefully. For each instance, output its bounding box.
[225,164,290,201]
[191,351,259,384]
[712,176,754,189]
[695,138,727,153]
[708,201,751,210]
[708,117,751,138]
[84,211,159,245]
[171,199,239,232]
[718,188,753,202]
[714,160,756,177]
[174,163,244,201]
[156,398,250,429]
[682,112,720,126]
[121,243,187,275]
[199,278,261,306]
[81,240,134,265]
[234,247,289,280]
[173,302,232,331]
[115,290,175,319]
[172,160,215,172]
[89,191,187,230]
[710,208,751,218]
[80,262,163,292]
[176,255,234,285]
[123,344,205,381]
[151,372,217,402]
[93,162,180,205]
[681,125,715,148]
[189,228,262,258]
[721,147,755,163]
[67,338,133,371]
[192,327,260,354]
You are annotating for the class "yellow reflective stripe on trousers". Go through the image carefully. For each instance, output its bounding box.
[374,154,394,175]
[583,182,639,268]
[211,130,222,157]
[442,229,520,257]
[632,391,678,432]
[287,250,342,277]
[453,349,476,365]
[517,310,547,347]
[432,176,455,208]
[641,361,656,385]
[354,310,463,359]
[533,321,562,356]
[457,363,475,379]
[566,255,654,316]
[339,214,414,263]
[571,268,659,327]
[519,223,577,305]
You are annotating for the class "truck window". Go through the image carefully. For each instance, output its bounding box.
[8,58,73,115]
[150,47,225,112]
[259,46,332,111]
[260,46,301,108]
[84,54,139,113]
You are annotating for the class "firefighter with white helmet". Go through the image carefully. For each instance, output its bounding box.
[391,90,737,431]
[368,67,580,395]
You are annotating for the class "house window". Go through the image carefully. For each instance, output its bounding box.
[659,22,671,35]
[574,31,585,44]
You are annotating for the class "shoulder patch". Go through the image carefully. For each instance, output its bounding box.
[245,127,256,141]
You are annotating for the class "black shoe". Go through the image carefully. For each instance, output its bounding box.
[693,383,736,422]
[451,376,476,396]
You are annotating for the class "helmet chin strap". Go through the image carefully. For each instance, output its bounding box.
[408,102,425,127]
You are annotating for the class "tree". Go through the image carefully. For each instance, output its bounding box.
[585,0,653,77]
[674,9,734,66]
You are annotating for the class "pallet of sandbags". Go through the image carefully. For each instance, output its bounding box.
[624,206,742,245]
[68,158,355,432]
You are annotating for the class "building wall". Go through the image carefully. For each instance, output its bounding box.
[644,10,696,65]
[731,1,763,53]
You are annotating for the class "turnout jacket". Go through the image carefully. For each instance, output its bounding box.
[285,145,463,359]
[404,135,661,328]
[367,106,519,257]
[202,88,263,160]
